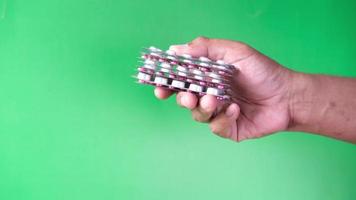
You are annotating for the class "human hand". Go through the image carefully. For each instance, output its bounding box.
[155,37,294,142]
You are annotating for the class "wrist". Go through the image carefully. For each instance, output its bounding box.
[287,71,319,131]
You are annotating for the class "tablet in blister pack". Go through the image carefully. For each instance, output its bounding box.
[134,46,237,101]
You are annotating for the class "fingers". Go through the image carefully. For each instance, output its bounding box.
[170,36,223,60]
[176,94,219,123]
[210,103,240,139]
[175,92,240,141]
[169,36,250,63]
[154,87,173,99]
[176,92,198,109]
[191,95,218,122]
[162,89,240,141]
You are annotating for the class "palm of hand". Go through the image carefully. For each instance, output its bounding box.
[155,37,293,142]
[226,47,291,140]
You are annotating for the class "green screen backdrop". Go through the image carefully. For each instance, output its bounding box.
[0,0,356,199]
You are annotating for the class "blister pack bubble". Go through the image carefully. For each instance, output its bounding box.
[134,46,237,101]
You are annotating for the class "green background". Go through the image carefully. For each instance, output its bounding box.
[0,0,356,199]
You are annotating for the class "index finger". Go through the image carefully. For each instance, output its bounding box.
[169,36,253,64]
[154,87,173,99]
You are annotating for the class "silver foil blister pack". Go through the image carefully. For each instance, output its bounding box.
[134,46,236,101]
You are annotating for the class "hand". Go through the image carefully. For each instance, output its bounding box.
[154,37,294,142]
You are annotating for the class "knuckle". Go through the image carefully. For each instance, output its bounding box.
[176,92,183,105]
[199,96,216,113]
[240,43,251,51]
[210,123,222,135]
[234,41,253,52]
[192,36,209,45]
[203,106,215,114]
[209,119,231,138]
[192,112,204,122]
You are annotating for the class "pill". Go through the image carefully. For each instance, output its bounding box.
[212,79,222,83]
[182,54,192,59]
[206,88,223,96]
[177,72,187,76]
[191,69,203,75]
[161,63,172,69]
[199,56,211,62]
[171,80,185,89]
[176,66,188,72]
[137,72,151,81]
[166,50,175,55]
[189,84,203,93]
[216,60,225,65]
[148,46,158,51]
[194,75,204,80]
[166,56,177,61]
[183,59,193,64]
[150,52,160,57]
[160,68,170,73]
[145,59,155,65]
[144,64,155,70]
[208,72,221,79]
[217,65,228,70]
[199,62,210,67]
[154,77,168,85]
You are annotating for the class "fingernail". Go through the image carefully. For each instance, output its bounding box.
[181,95,188,107]
[225,104,237,117]
[201,102,210,110]
[200,97,210,110]
[154,88,159,97]
[176,93,183,105]
[169,44,187,51]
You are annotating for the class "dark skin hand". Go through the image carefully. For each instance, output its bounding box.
[154,37,356,143]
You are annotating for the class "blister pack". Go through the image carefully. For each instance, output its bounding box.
[134,46,237,101]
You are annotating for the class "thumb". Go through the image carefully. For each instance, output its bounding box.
[169,36,253,65]
[169,36,226,61]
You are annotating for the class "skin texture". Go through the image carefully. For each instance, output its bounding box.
[154,37,356,143]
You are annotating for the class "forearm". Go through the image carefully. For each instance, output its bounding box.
[288,72,356,143]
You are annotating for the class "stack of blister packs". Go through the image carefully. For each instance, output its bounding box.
[135,46,236,101]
